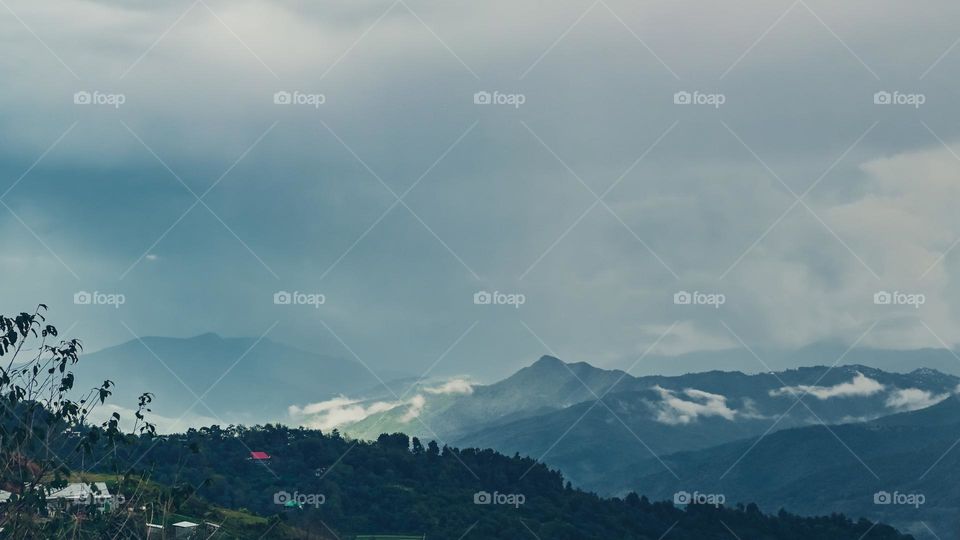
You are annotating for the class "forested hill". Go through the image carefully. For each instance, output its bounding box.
[97,425,911,539]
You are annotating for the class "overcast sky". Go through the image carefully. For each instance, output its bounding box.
[3,0,960,381]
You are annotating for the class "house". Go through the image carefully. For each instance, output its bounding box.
[248,451,271,461]
[46,482,113,513]
[203,521,222,535]
[145,523,164,538]
[172,520,199,538]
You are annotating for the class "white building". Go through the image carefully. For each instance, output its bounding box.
[46,482,113,513]
[172,520,199,538]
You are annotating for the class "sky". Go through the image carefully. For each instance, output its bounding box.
[3,0,960,381]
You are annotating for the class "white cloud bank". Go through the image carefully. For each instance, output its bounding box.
[288,396,401,431]
[423,378,474,395]
[769,373,886,400]
[885,388,951,412]
[650,386,738,425]
[288,378,473,430]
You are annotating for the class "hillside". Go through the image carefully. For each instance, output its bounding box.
[87,424,911,540]
[620,396,960,538]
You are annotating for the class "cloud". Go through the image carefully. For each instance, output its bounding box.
[650,386,737,425]
[289,390,442,430]
[8,0,960,386]
[400,395,426,422]
[288,396,402,431]
[423,378,474,395]
[642,321,737,356]
[738,397,772,420]
[885,388,950,412]
[769,373,886,400]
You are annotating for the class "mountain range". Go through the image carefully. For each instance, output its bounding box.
[75,334,960,537]
[340,356,957,483]
[329,355,960,538]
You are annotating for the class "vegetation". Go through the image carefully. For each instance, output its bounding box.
[101,426,913,539]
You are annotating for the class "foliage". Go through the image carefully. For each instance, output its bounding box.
[104,425,914,539]
[0,305,155,537]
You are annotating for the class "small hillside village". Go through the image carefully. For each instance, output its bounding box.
[0,481,218,538]
[0,481,115,514]
[0,451,427,539]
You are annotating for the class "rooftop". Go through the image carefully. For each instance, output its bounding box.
[47,482,111,501]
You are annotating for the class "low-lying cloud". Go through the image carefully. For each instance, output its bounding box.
[769,373,886,400]
[288,396,402,431]
[885,388,950,412]
[288,378,471,430]
[424,378,474,395]
[650,386,737,425]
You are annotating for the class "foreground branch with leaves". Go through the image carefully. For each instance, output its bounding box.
[0,305,157,537]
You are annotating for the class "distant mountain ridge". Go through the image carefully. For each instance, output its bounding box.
[632,343,960,377]
[77,333,385,429]
[336,355,958,499]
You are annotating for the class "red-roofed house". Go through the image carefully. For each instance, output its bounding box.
[249,451,271,461]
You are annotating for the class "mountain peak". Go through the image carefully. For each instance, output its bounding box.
[532,355,566,367]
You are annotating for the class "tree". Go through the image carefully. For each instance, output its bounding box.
[0,305,155,537]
